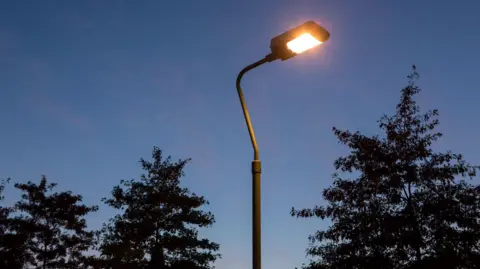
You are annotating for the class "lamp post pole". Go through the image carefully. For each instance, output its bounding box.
[234,20,330,269]
[235,53,275,269]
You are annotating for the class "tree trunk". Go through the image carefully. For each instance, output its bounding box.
[148,243,165,269]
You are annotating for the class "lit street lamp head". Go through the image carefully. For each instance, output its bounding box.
[269,21,330,61]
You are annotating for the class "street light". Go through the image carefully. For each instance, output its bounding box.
[235,20,330,269]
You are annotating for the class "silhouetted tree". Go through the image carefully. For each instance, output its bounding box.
[99,147,220,269]
[0,178,8,232]
[10,175,99,269]
[0,177,29,269]
[0,178,10,246]
[292,66,480,269]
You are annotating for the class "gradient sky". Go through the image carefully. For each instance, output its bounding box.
[1,1,480,268]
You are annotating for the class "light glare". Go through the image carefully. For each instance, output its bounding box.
[286,33,322,54]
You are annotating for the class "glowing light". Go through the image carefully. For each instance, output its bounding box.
[286,33,322,54]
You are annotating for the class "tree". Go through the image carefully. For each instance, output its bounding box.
[11,175,99,269]
[0,177,28,269]
[0,178,10,246]
[292,66,480,269]
[98,146,220,269]
[0,178,9,233]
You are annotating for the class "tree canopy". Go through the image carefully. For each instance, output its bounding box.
[0,147,220,269]
[1,176,98,269]
[292,66,480,269]
[98,147,220,269]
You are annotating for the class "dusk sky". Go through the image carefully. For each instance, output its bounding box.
[1,1,480,268]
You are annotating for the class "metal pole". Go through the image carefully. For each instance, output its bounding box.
[251,159,261,269]
[235,54,273,269]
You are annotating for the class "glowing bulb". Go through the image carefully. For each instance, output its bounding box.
[286,33,322,54]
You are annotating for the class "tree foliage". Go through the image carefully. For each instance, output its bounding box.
[0,177,26,269]
[3,176,99,269]
[292,66,480,269]
[0,178,10,242]
[98,147,220,269]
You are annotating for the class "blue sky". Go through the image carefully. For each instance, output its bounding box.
[1,1,480,268]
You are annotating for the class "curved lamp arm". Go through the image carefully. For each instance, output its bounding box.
[235,54,275,161]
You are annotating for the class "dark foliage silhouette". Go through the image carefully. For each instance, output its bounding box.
[98,146,220,269]
[1,176,99,269]
[0,177,26,269]
[292,66,480,269]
